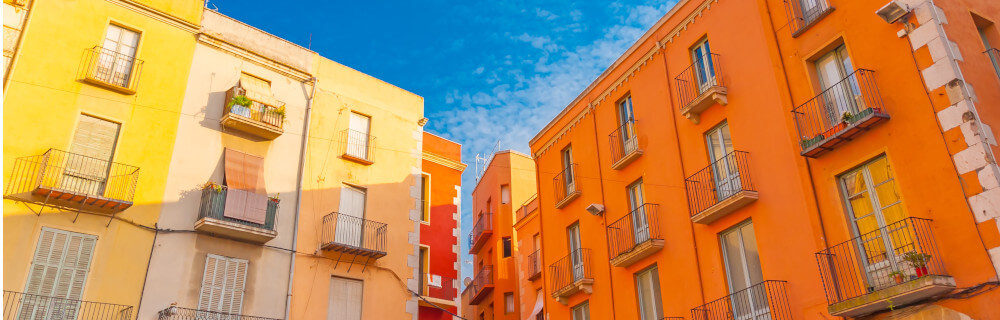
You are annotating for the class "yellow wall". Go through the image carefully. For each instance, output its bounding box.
[2,0,201,310]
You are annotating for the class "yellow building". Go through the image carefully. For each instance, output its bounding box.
[2,0,203,317]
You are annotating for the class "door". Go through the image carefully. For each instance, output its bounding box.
[347,112,371,160]
[691,39,716,92]
[721,222,769,320]
[336,185,366,247]
[706,123,740,200]
[20,228,97,320]
[328,277,363,320]
[99,24,139,86]
[635,266,663,320]
[197,254,248,318]
[561,146,575,195]
[839,156,908,289]
[815,45,861,129]
[567,223,584,281]
[627,180,649,245]
[617,96,637,155]
[63,114,120,197]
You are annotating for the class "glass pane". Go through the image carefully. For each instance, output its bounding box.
[741,225,764,286]
[874,180,901,207]
[723,231,748,291]
[881,203,906,226]
[867,157,891,184]
[847,191,874,219]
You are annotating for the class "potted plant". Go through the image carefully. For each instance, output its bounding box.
[269,194,280,203]
[903,252,931,277]
[800,134,825,149]
[228,95,253,117]
[841,111,854,123]
[889,271,905,284]
[203,181,223,193]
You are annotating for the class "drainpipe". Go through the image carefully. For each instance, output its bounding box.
[587,102,618,318]
[285,76,317,320]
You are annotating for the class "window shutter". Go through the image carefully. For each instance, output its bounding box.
[198,254,247,314]
[198,255,224,311]
[23,228,96,319]
[229,259,248,314]
[224,149,248,191]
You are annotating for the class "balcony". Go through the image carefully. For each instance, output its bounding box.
[553,164,580,209]
[608,204,663,267]
[550,248,593,304]
[4,149,138,215]
[690,280,791,320]
[468,265,495,305]
[340,129,376,165]
[676,53,727,124]
[785,0,833,37]
[195,184,278,244]
[81,46,143,94]
[609,119,643,169]
[157,306,280,320]
[527,249,542,281]
[220,86,285,140]
[2,290,133,320]
[468,212,493,254]
[320,212,388,259]
[793,69,888,158]
[515,196,538,224]
[419,275,458,308]
[816,218,954,318]
[684,151,757,224]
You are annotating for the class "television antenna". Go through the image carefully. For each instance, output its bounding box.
[474,139,501,181]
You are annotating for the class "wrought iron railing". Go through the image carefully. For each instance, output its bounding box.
[684,151,754,216]
[785,0,831,35]
[549,248,592,296]
[223,86,285,129]
[83,46,143,90]
[690,280,791,320]
[527,249,542,279]
[609,119,640,166]
[3,290,133,320]
[815,217,945,305]
[320,212,388,256]
[675,53,725,109]
[157,306,281,320]
[792,69,884,151]
[553,164,579,204]
[468,265,494,301]
[421,275,458,301]
[608,203,661,261]
[468,212,493,252]
[340,129,376,162]
[198,185,278,231]
[986,48,1000,80]
[4,149,139,207]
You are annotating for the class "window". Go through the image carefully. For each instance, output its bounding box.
[502,237,512,258]
[706,122,740,199]
[420,173,430,222]
[635,265,663,320]
[617,95,637,154]
[533,233,541,252]
[21,228,97,319]
[571,301,590,320]
[839,156,908,284]
[973,13,1000,79]
[567,223,584,281]
[504,292,515,313]
[97,24,139,87]
[418,246,429,294]
[720,221,768,319]
[328,277,363,320]
[501,184,511,204]
[335,185,367,247]
[561,146,575,194]
[346,112,372,160]
[223,149,269,224]
[627,179,650,244]
[67,114,120,195]
[690,39,716,92]
[198,254,248,315]
[814,44,862,126]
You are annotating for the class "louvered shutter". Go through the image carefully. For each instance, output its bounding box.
[22,228,97,320]
[66,115,120,194]
[327,277,363,320]
[198,255,248,315]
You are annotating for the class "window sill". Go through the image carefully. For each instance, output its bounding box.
[341,153,374,165]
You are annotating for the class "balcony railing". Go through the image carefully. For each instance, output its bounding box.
[527,249,542,281]
[468,265,495,305]
[340,129,376,164]
[553,164,580,208]
[221,86,285,139]
[987,48,1000,80]
[608,204,663,267]
[3,290,133,320]
[785,0,832,36]
[816,218,954,316]
[4,149,139,214]
[675,53,727,123]
[82,46,143,93]
[684,151,756,223]
[609,119,642,169]
[320,212,388,259]
[549,248,593,303]
[196,185,278,243]
[691,280,791,320]
[468,212,493,254]
[157,306,280,320]
[792,69,888,157]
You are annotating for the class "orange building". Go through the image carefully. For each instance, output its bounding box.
[418,132,466,320]
[513,195,545,320]
[527,0,1000,319]
[465,150,538,320]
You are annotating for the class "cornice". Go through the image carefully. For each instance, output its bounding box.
[422,151,467,172]
[106,0,200,33]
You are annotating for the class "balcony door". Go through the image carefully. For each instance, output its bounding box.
[617,95,637,155]
[336,185,366,248]
[627,180,649,245]
[815,45,861,129]
[839,156,908,289]
[706,123,739,200]
[20,228,97,320]
[99,24,139,87]
[567,223,584,281]
[691,39,716,93]
[347,112,371,160]
[721,221,769,320]
[63,114,120,196]
[561,146,575,195]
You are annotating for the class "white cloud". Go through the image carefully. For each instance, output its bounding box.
[513,33,562,53]
[535,8,558,20]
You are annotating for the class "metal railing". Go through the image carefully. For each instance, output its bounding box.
[83,46,143,90]
[609,119,640,166]
[320,212,388,256]
[684,151,754,216]
[224,86,285,129]
[785,0,830,35]
[198,185,278,231]
[468,265,494,300]
[552,164,579,204]
[690,280,791,320]
[608,203,662,261]
[675,53,725,109]
[527,249,542,279]
[792,69,884,151]
[549,248,592,296]
[468,212,493,252]
[4,149,139,206]
[986,48,1000,80]
[3,290,133,320]
[157,306,280,320]
[815,218,945,305]
[340,129,376,162]
[421,275,458,301]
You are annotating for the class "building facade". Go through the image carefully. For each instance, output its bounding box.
[418,132,466,320]
[528,0,1000,319]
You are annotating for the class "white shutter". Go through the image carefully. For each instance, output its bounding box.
[198,254,248,315]
[327,277,363,320]
[22,228,97,320]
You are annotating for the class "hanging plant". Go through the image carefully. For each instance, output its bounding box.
[203,181,224,193]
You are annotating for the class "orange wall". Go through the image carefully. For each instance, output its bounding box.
[420,132,464,320]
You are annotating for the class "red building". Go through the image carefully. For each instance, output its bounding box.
[418,132,467,320]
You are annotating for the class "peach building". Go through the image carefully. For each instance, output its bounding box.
[418,132,466,320]
[527,0,1000,319]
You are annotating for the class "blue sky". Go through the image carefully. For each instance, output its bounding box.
[206,0,673,281]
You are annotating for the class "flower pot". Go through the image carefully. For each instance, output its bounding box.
[915,266,928,277]
[893,274,904,284]
[823,123,847,138]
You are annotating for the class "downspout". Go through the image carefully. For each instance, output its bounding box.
[530,156,550,320]
[587,102,618,318]
[285,76,317,320]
